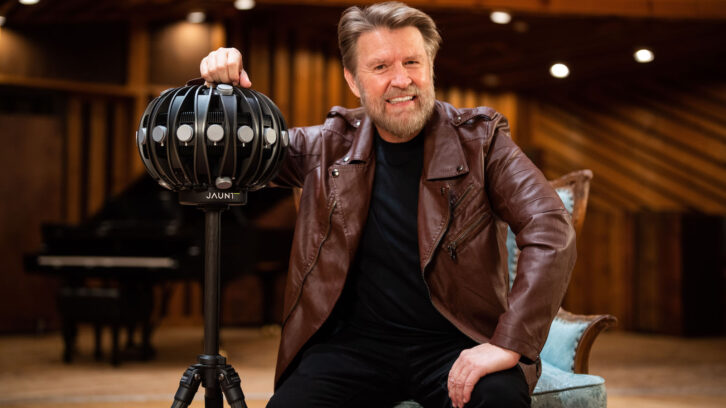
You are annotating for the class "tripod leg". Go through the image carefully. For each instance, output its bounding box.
[171,366,202,408]
[219,366,248,408]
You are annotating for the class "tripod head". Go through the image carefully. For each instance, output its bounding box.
[136,82,288,207]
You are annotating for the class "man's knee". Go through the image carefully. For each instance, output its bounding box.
[467,367,530,408]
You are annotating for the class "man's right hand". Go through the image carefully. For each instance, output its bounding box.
[200,47,252,88]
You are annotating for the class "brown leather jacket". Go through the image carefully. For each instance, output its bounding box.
[273,100,576,393]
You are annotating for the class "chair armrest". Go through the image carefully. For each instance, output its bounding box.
[540,308,617,374]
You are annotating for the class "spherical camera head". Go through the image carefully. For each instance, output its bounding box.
[136,82,288,207]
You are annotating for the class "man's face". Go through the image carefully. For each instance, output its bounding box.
[344,26,436,142]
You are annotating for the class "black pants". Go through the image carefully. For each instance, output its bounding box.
[267,326,530,408]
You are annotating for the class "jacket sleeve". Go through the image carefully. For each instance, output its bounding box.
[484,114,576,363]
[273,125,324,189]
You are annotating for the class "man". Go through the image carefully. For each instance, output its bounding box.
[201,2,575,407]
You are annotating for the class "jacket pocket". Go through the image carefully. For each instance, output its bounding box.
[451,183,476,217]
[446,210,491,261]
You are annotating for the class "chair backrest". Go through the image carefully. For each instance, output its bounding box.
[507,169,593,290]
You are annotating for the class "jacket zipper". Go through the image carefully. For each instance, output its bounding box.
[419,189,478,340]
[281,200,337,328]
[446,211,490,261]
[418,189,453,319]
[451,183,475,215]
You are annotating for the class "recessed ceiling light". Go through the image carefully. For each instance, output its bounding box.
[19,0,40,5]
[490,11,512,25]
[187,11,205,24]
[634,48,655,63]
[550,63,570,78]
[234,0,256,10]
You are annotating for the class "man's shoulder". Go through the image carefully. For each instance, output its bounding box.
[434,100,501,127]
[323,106,367,133]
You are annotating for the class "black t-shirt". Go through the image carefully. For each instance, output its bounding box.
[342,131,460,340]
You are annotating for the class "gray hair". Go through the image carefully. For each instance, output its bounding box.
[338,1,442,74]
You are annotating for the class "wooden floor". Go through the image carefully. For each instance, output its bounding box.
[0,325,724,407]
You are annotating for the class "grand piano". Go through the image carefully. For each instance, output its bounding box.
[24,177,294,365]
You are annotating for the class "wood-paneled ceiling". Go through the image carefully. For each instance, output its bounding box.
[2,0,725,91]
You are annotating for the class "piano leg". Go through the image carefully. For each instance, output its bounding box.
[142,319,154,360]
[61,319,77,363]
[125,323,136,350]
[94,324,103,360]
[111,323,120,366]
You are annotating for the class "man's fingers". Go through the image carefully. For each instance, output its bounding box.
[214,50,231,83]
[239,69,252,88]
[226,50,241,85]
[461,368,486,404]
[205,52,219,82]
[448,356,468,408]
[447,359,462,405]
[448,375,459,407]
[200,58,211,83]
[199,48,250,87]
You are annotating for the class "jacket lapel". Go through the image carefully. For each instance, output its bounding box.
[418,102,469,271]
[328,115,376,260]
[326,101,471,270]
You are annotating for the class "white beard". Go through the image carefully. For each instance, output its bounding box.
[358,80,436,141]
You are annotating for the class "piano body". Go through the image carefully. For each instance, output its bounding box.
[24,177,294,365]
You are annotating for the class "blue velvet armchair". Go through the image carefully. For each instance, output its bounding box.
[396,169,617,408]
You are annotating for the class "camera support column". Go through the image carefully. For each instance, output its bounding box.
[170,206,248,408]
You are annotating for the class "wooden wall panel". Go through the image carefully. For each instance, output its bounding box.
[529,79,726,215]
[87,100,108,216]
[149,22,220,87]
[292,33,313,127]
[273,30,292,123]
[248,27,272,96]
[112,102,131,195]
[325,53,345,110]
[0,114,64,332]
[632,213,684,335]
[564,206,635,328]
[59,97,137,223]
[525,78,726,331]
[65,97,83,224]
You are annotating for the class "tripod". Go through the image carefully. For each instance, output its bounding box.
[170,203,248,408]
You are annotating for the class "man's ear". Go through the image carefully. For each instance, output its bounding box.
[343,68,361,98]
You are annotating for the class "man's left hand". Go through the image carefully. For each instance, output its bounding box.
[447,343,521,408]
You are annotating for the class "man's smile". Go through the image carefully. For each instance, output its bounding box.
[387,95,416,104]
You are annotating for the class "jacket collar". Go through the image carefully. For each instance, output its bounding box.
[423,101,469,180]
[328,106,374,165]
[333,101,470,180]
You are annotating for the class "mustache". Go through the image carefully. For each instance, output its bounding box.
[383,86,420,100]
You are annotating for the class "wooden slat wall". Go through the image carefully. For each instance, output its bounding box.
[530,79,726,214]
[0,114,64,332]
[524,78,726,330]
[63,96,137,222]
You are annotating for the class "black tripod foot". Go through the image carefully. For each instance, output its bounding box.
[171,366,202,408]
[218,365,247,408]
[170,357,248,408]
